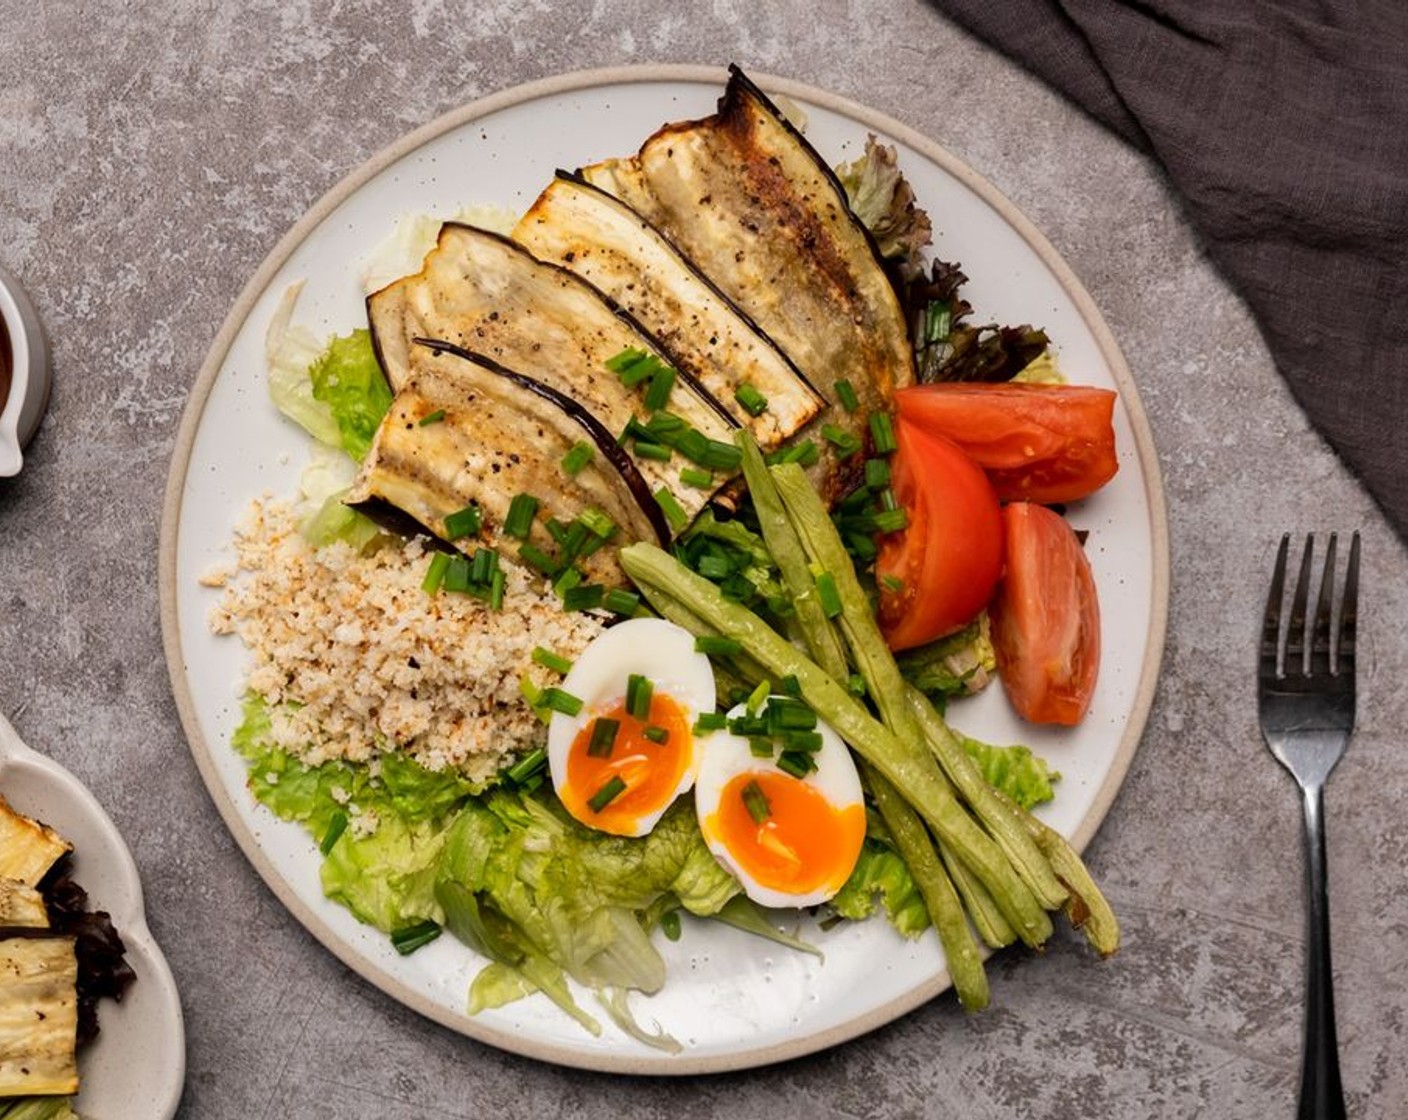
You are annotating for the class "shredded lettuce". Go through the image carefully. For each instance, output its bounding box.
[829,838,931,935]
[307,329,392,463]
[959,735,1059,812]
[265,282,342,447]
[835,136,932,282]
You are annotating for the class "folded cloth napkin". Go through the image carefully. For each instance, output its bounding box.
[932,0,1408,539]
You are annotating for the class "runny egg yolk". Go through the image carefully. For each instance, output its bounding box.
[707,770,867,897]
[562,692,694,836]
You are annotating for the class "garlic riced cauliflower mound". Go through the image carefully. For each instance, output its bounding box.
[209,499,604,786]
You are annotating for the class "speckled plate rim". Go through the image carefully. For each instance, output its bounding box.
[158,63,1170,1076]
[0,714,187,1117]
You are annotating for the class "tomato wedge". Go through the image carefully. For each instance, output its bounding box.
[875,418,1004,651]
[990,502,1100,725]
[895,382,1118,504]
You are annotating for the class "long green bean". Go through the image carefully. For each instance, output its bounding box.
[938,838,1016,950]
[620,542,1052,948]
[864,762,988,1011]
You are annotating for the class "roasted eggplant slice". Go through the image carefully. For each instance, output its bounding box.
[581,66,915,496]
[514,173,825,449]
[0,936,79,1097]
[346,344,667,586]
[0,879,49,929]
[0,797,70,888]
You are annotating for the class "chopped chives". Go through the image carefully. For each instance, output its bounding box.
[778,674,802,697]
[821,423,863,459]
[777,750,816,778]
[442,554,472,594]
[766,439,819,467]
[506,747,548,784]
[552,565,584,599]
[694,635,743,657]
[880,574,906,594]
[846,673,867,696]
[878,487,900,513]
[532,646,573,674]
[748,737,774,758]
[626,674,653,721]
[633,440,672,461]
[870,411,898,454]
[923,300,952,344]
[562,584,604,612]
[518,772,545,793]
[846,531,878,563]
[587,775,627,813]
[745,678,771,717]
[602,588,642,616]
[469,547,498,586]
[390,919,443,956]
[697,439,742,471]
[576,507,616,540]
[561,440,594,475]
[488,567,506,611]
[660,910,682,941]
[697,553,732,581]
[864,457,891,490]
[319,810,348,855]
[768,699,817,731]
[643,724,670,745]
[443,503,482,540]
[519,675,544,709]
[422,552,451,594]
[643,365,677,411]
[518,542,559,577]
[539,686,584,717]
[654,486,689,532]
[782,729,824,752]
[418,408,446,426]
[503,493,539,538]
[872,508,909,533]
[834,378,860,412]
[741,779,772,823]
[814,569,843,618]
[729,714,769,737]
[587,717,620,758]
[679,466,713,489]
[693,711,728,733]
[605,346,647,373]
[734,383,768,416]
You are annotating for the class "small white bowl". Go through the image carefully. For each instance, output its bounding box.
[0,263,52,477]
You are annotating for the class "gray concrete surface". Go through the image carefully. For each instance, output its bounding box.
[2,1,1405,1116]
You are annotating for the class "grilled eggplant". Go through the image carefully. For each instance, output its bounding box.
[346,344,666,585]
[581,66,915,496]
[0,881,48,929]
[514,172,825,449]
[0,798,70,888]
[0,936,79,1097]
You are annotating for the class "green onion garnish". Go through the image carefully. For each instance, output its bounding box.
[660,910,682,941]
[745,678,771,717]
[531,646,573,674]
[870,411,898,455]
[782,729,824,752]
[694,635,743,656]
[923,300,952,344]
[834,378,860,412]
[552,565,584,599]
[696,439,742,471]
[319,810,348,855]
[765,439,819,467]
[654,487,689,532]
[872,508,909,534]
[813,569,843,618]
[880,574,905,594]
[443,503,482,540]
[519,675,544,708]
[643,365,677,411]
[778,673,802,696]
[748,737,775,758]
[469,546,498,586]
[561,440,594,475]
[734,383,769,416]
[693,711,728,733]
[633,440,672,461]
[602,588,641,616]
[506,747,548,784]
[626,674,653,721]
[422,551,451,594]
[679,466,713,489]
[587,775,627,813]
[390,919,443,956]
[489,567,506,611]
[587,717,620,758]
[846,673,867,696]
[864,457,891,490]
[768,698,818,732]
[442,554,472,594]
[503,493,539,539]
[562,583,604,612]
[697,553,731,581]
[539,687,584,717]
[577,507,616,540]
[821,423,863,459]
[878,487,900,513]
[741,779,772,824]
[777,750,816,778]
[643,724,670,745]
[418,408,446,426]
[518,542,559,577]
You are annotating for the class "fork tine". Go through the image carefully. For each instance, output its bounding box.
[1310,533,1338,676]
[1338,531,1360,675]
[1260,534,1290,682]
[1285,535,1316,675]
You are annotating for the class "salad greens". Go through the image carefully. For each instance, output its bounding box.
[306,329,393,463]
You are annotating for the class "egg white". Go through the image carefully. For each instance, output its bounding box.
[695,700,865,909]
[546,616,716,837]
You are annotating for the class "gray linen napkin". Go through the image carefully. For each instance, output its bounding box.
[931,0,1408,538]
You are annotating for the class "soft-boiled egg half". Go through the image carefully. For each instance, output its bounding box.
[547,617,715,838]
[695,700,866,909]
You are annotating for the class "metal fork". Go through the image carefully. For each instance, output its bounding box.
[1259,532,1360,1120]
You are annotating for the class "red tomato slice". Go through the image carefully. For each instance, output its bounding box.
[990,502,1100,725]
[895,382,1118,504]
[876,418,1004,651]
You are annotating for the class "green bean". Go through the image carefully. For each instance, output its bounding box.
[906,687,1068,909]
[736,431,850,682]
[938,838,1016,949]
[864,762,988,1011]
[620,542,1052,948]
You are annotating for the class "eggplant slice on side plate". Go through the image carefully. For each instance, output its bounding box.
[580,65,915,500]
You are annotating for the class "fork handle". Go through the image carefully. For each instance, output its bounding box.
[1298,782,1347,1120]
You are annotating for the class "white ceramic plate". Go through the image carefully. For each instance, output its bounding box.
[159,65,1169,1074]
[0,714,186,1117]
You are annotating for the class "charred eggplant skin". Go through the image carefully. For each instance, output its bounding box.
[412,338,672,546]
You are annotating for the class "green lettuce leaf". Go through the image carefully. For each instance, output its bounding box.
[308,328,393,462]
[828,838,931,936]
[959,735,1059,811]
[835,135,932,282]
[897,615,997,703]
